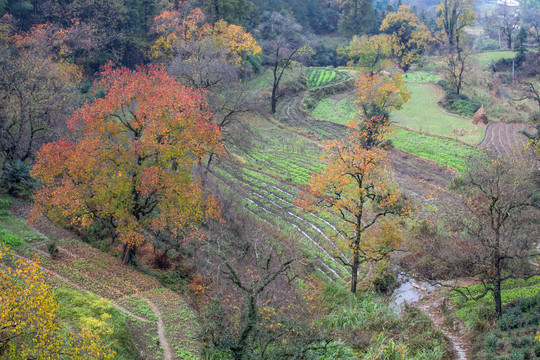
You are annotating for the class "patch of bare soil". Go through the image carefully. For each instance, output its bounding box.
[479,122,535,158]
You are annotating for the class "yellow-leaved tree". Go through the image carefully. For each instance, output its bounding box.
[0,246,114,359]
[295,118,409,293]
[380,5,432,72]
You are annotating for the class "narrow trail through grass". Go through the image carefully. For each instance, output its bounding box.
[4,208,198,360]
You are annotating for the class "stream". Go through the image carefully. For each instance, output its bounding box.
[390,274,469,360]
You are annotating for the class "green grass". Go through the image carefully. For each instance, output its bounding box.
[56,287,139,360]
[310,96,482,172]
[402,71,440,83]
[0,213,44,248]
[392,82,485,145]
[472,50,517,68]
[391,129,483,173]
[311,98,356,125]
[451,276,540,331]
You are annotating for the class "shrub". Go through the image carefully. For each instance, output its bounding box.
[509,350,525,360]
[47,240,59,259]
[1,160,35,197]
[533,341,540,357]
[485,333,498,352]
[0,197,12,210]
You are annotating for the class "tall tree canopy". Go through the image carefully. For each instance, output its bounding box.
[296,118,408,293]
[380,5,432,72]
[31,65,224,264]
[0,18,81,174]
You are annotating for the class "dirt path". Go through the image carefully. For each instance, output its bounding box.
[417,292,470,360]
[143,298,173,360]
[13,251,153,324]
[7,206,198,360]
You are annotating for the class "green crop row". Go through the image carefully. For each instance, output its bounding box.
[451,276,540,331]
[307,68,346,89]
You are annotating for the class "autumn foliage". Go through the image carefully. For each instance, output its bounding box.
[31,64,224,264]
[296,119,408,293]
[0,246,113,358]
[149,1,261,64]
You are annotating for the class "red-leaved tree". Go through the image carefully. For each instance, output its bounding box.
[31,64,224,264]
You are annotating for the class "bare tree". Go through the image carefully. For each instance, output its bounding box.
[443,43,470,95]
[0,31,79,168]
[497,2,520,50]
[194,209,341,360]
[168,35,254,171]
[257,12,312,114]
[445,156,539,317]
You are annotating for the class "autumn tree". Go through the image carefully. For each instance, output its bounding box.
[338,34,393,73]
[0,246,114,358]
[380,5,432,72]
[354,72,410,147]
[149,3,260,65]
[150,4,261,169]
[257,11,313,114]
[31,65,224,265]
[296,118,408,293]
[0,19,80,193]
[446,156,539,317]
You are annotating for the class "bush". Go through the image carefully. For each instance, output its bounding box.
[1,160,35,197]
[485,333,498,352]
[533,341,540,357]
[0,197,12,210]
[437,80,480,117]
[371,260,397,294]
[509,350,525,360]
[47,240,59,259]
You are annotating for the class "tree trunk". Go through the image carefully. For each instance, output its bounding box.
[493,258,502,317]
[232,293,257,360]
[350,233,361,293]
[350,251,360,293]
[271,79,278,114]
[122,243,136,265]
[506,35,512,50]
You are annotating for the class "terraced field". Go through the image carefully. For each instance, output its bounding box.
[8,204,200,360]
[306,68,350,89]
[479,122,535,158]
[212,161,351,282]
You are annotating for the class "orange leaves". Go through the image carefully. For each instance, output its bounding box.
[355,72,410,113]
[31,65,224,254]
[296,119,406,292]
[149,4,260,64]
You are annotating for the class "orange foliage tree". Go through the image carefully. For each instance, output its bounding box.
[0,246,114,358]
[354,72,410,148]
[30,64,224,264]
[149,1,261,64]
[296,119,408,293]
